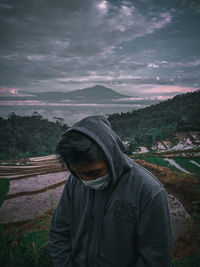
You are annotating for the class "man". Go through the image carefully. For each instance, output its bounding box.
[49,115,173,267]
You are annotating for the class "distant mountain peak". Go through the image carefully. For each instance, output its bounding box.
[5,85,132,103]
[92,84,111,90]
[60,85,131,101]
[94,84,105,88]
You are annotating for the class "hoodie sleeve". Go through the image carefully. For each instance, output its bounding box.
[135,190,173,267]
[48,180,73,267]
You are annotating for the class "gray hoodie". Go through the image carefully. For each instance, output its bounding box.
[49,115,173,267]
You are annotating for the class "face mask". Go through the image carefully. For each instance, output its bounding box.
[81,174,110,190]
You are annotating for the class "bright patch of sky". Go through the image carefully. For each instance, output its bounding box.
[0,0,199,97]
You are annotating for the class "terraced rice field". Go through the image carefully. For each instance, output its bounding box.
[133,154,200,177]
[0,155,69,225]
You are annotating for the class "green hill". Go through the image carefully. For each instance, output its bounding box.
[108,90,200,147]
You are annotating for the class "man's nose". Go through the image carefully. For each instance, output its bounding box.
[80,175,93,181]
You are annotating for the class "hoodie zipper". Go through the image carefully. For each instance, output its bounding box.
[89,186,114,267]
[96,177,123,265]
[89,191,103,267]
[86,174,123,266]
[86,189,95,267]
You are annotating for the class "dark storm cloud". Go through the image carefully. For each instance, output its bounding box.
[0,0,199,95]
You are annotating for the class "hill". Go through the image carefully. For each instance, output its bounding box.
[28,85,130,102]
[108,90,200,148]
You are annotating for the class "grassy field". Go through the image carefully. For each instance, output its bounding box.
[173,158,200,177]
[132,154,181,172]
[194,158,200,165]
[172,255,200,267]
[132,154,200,177]
[0,223,53,267]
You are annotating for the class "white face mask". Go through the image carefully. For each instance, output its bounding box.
[81,174,110,190]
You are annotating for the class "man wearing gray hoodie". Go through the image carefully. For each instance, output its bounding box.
[49,115,173,267]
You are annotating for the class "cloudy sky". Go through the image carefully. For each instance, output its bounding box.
[0,0,200,100]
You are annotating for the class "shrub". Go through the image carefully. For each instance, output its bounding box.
[0,178,10,207]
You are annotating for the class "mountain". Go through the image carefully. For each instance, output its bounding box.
[34,85,131,102]
[0,85,131,102]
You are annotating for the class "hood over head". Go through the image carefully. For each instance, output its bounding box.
[63,115,132,185]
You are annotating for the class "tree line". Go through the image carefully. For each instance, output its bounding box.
[0,112,69,160]
[108,90,200,149]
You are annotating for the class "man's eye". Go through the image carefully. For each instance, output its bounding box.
[89,173,98,177]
